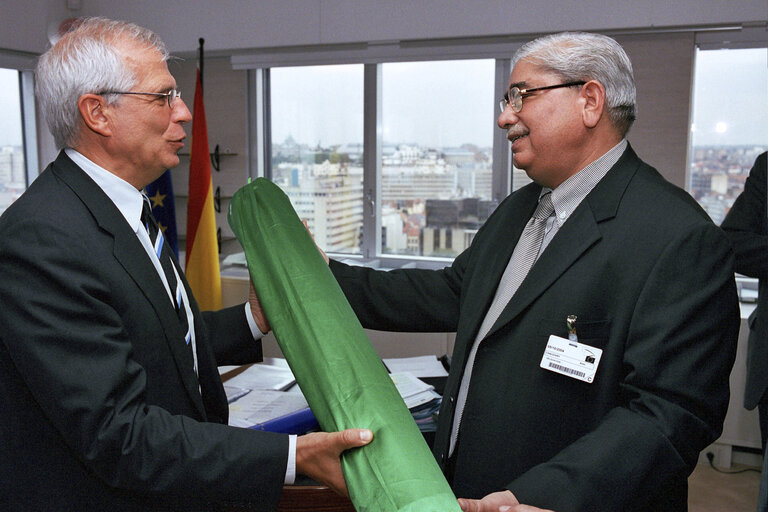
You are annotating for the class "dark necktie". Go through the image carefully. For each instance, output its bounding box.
[141,197,195,372]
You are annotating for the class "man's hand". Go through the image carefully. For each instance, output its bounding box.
[246,218,327,333]
[458,490,553,512]
[248,280,271,334]
[458,491,518,512]
[302,219,329,264]
[295,428,373,497]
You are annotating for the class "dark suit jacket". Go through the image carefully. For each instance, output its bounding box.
[0,151,288,511]
[722,152,768,411]
[331,145,740,511]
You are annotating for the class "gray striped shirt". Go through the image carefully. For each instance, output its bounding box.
[539,139,627,255]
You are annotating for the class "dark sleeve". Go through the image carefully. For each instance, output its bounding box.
[509,222,740,511]
[0,214,287,507]
[202,304,263,366]
[329,253,466,332]
[721,152,768,279]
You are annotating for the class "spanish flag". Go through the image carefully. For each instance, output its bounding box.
[185,55,221,311]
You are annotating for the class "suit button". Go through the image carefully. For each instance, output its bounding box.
[449,396,455,403]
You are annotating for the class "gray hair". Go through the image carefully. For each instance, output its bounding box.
[35,17,169,149]
[513,32,636,136]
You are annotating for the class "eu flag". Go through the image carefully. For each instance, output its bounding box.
[145,170,179,258]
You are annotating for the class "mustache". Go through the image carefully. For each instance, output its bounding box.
[506,126,528,141]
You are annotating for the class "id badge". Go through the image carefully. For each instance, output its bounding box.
[540,335,602,383]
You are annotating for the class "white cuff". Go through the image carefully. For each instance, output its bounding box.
[285,434,297,484]
[244,302,265,340]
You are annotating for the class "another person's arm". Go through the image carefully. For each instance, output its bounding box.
[721,152,768,279]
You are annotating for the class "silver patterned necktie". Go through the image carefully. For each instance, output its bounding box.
[450,191,555,455]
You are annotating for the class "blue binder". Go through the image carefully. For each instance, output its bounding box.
[250,407,319,434]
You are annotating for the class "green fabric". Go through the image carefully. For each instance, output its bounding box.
[228,178,460,512]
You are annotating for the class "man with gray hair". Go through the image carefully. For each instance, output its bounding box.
[328,32,739,511]
[0,17,371,510]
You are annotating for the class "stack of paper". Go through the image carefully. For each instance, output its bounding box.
[224,358,444,434]
[389,372,440,409]
[223,361,296,394]
[383,355,449,378]
[223,360,314,432]
[389,372,442,433]
[228,389,311,430]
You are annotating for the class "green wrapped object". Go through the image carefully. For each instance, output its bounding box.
[229,178,461,512]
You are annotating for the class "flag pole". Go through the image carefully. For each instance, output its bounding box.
[198,38,204,90]
[185,35,222,310]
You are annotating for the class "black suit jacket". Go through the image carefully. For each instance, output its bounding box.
[722,152,768,411]
[0,151,288,511]
[331,145,740,511]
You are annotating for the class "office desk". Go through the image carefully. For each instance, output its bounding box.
[277,482,354,511]
[221,484,353,512]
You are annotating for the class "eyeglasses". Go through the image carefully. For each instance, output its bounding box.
[499,81,585,113]
[100,89,181,108]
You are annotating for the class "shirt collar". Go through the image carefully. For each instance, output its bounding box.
[65,148,145,232]
[541,139,627,226]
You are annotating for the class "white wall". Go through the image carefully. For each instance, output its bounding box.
[169,56,249,256]
[1,0,766,56]
[0,0,69,66]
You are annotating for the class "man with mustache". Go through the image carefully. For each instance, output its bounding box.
[329,32,740,511]
[0,17,371,511]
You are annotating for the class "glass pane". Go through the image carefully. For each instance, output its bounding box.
[381,59,495,258]
[688,47,768,225]
[0,68,25,215]
[270,65,364,255]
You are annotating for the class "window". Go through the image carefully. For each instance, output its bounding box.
[259,57,503,265]
[0,68,26,215]
[688,47,768,225]
[381,60,496,258]
[269,65,365,255]
[234,41,516,266]
[233,37,520,266]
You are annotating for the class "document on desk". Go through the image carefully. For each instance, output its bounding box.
[389,372,440,409]
[383,355,448,378]
[228,389,309,429]
[224,361,296,392]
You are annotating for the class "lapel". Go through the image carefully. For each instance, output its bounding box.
[456,183,541,349]
[481,146,642,341]
[51,151,207,419]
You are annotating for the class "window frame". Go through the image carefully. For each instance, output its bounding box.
[686,28,767,299]
[236,40,518,267]
[0,65,39,216]
[20,69,39,185]
[685,28,768,222]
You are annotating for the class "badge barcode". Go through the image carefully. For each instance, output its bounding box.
[549,362,585,378]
